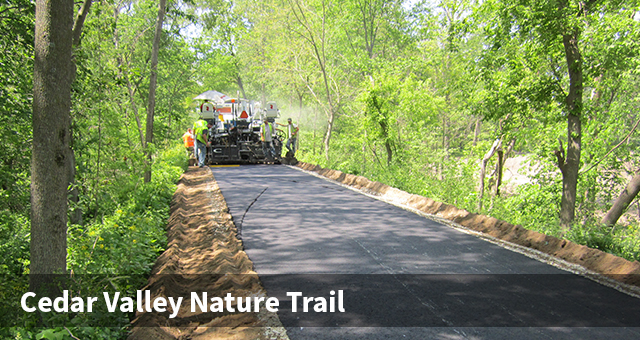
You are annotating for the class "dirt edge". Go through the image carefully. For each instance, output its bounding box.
[294,161,640,288]
[128,167,289,340]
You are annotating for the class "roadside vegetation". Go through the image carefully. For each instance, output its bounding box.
[2,0,640,338]
[2,1,190,338]
[0,146,186,339]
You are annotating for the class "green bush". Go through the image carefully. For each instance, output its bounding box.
[0,143,186,339]
[490,182,561,236]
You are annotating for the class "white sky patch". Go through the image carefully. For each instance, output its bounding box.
[180,6,204,41]
[182,23,203,41]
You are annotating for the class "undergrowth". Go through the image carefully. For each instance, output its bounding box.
[0,143,187,339]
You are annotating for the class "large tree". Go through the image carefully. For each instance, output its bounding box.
[144,0,167,183]
[31,0,74,289]
[481,0,639,228]
[31,0,94,290]
[287,0,343,161]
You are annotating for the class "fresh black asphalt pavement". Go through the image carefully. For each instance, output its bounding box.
[210,164,640,340]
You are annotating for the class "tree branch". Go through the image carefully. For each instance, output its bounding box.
[72,0,93,47]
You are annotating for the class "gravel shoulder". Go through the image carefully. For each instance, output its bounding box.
[128,167,289,340]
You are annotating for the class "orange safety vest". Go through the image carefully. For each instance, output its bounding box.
[182,131,194,148]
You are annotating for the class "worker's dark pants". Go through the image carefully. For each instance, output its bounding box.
[195,139,206,167]
[263,141,275,159]
[286,137,297,153]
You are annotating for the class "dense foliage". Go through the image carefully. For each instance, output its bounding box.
[1,0,640,337]
[1,0,191,337]
[0,145,185,339]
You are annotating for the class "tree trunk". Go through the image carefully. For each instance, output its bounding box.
[385,140,392,166]
[126,78,146,148]
[324,111,334,161]
[362,130,367,173]
[298,91,303,121]
[601,169,640,227]
[493,137,515,197]
[71,0,92,47]
[478,138,501,212]
[494,150,504,197]
[473,118,481,146]
[143,0,167,183]
[237,75,247,99]
[503,138,516,161]
[557,29,583,229]
[31,0,74,292]
[376,107,392,165]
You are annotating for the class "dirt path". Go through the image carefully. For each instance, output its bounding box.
[128,168,288,340]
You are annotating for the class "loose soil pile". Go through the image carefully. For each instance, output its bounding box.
[295,162,640,289]
[128,167,288,340]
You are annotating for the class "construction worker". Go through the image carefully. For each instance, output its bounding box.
[193,118,206,166]
[260,119,276,161]
[182,128,195,157]
[193,117,207,132]
[193,119,211,167]
[277,118,299,155]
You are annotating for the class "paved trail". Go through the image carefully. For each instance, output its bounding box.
[210,165,640,340]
